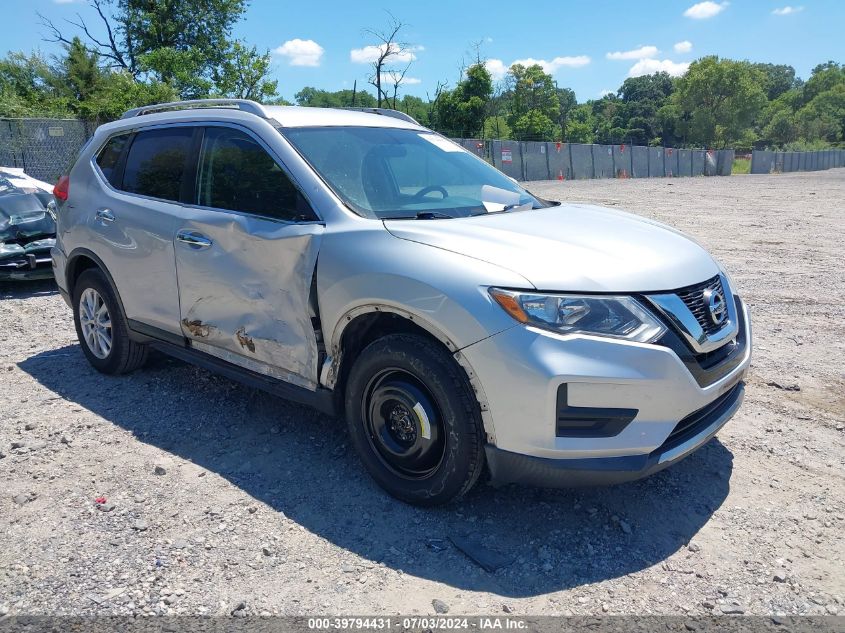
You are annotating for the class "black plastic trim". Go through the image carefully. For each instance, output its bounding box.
[653,295,748,388]
[555,384,638,437]
[149,339,336,416]
[126,320,336,417]
[127,319,186,347]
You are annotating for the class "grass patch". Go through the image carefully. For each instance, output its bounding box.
[732,158,751,174]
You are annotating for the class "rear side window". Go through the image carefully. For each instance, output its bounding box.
[95,133,130,186]
[121,128,194,202]
[196,127,315,221]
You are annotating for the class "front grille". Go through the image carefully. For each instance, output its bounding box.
[675,275,725,335]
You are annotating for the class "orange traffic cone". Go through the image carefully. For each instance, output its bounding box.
[558,170,564,181]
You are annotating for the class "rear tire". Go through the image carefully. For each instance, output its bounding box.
[344,333,485,506]
[72,268,148,375]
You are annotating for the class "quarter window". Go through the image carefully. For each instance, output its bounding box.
[196,127,315,221]
[121,128,194,202]
[95,133,130,186]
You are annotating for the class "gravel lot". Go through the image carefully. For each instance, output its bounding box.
[1,170,843,618]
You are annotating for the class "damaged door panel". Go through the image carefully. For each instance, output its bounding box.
[174,212,324,390]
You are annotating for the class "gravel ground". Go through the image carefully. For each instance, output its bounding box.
[1,170,843,618]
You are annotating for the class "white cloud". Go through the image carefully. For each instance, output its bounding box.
[599,89,614,97]
[606,46,659,61]
[273,39,324,67]
[674,40,693,53]
[484,55,590,80]
[628,58,690,78]
[350,44,419,64]
[380,74,421,86]
[683,1,729,19]
[511,55,591,74]
[485,59,508,80]
[772,6,803,15]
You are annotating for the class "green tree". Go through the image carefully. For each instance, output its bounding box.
[615,72,675,144]
[60,37,102,103]
[435,63,493,137]
[40,0,274,100]
[77,71,179,120]
[752,63,798,100]
[295,86,377,108]
[671,56,767,147]
[565,104,595,143]
[212,41,277,101]
[556,86,576,140]
[505,64,559,140]
[0,51,69,117]
[796,83,845,143]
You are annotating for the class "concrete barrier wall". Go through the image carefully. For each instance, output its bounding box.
[631,146,649,178]
[569,143,593,179]
[692,150,706,177]
[490,140,523,180]
[547,142,570,180]
[648,147,664,177]
[750,149,844,174]
[592,144,615,179]
[522,141,550,181]
[676,149,692,177]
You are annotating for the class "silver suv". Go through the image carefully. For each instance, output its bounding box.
[52,99,751,505]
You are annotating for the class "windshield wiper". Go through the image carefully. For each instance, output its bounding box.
[382,211,455,220]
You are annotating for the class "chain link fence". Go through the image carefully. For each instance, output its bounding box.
[750,149,845,174]
[2,117,744,185]
[0,118,99,184]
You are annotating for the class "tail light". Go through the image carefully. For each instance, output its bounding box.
[54,175,70,201]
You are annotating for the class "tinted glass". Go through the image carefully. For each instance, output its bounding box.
[121,128,193,201]
[197,127,314,221]
[95,133,130,186]
[283,126,550,219]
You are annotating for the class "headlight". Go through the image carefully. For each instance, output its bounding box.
[489,288,666,343]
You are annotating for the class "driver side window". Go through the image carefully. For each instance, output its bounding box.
[197,127,316,222]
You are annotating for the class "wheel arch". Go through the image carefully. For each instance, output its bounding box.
[65,248,129,324]
[324,304,496,443]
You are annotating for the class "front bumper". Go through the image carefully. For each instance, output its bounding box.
[486,380,744,487]
[459,295,751,481]
[0,239,55,281]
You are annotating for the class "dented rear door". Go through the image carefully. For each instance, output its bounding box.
[173,125,325,390]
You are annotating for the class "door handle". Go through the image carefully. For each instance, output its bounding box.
[176,230,213,250]
[95,208,115,224]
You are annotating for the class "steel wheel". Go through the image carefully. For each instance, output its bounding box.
[78,287,112,359]
[362,368,445,479]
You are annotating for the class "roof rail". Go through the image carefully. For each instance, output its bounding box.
[341,107,420,125]
[121,99,268,120]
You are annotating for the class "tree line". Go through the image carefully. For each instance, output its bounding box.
[1,0,842,151]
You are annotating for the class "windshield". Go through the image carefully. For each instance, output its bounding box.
[282,126,554,219]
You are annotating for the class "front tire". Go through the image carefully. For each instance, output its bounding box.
[72,268,147,374]
[344,333,485,506]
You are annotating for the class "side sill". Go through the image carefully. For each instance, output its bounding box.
[127,320,336,417]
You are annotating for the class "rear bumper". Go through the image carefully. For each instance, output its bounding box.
[486,381,744,487]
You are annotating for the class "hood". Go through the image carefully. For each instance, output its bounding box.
[384,204,720,292]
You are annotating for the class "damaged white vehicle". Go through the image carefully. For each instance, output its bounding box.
[0,168,57,280]
[52,100,751,505]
